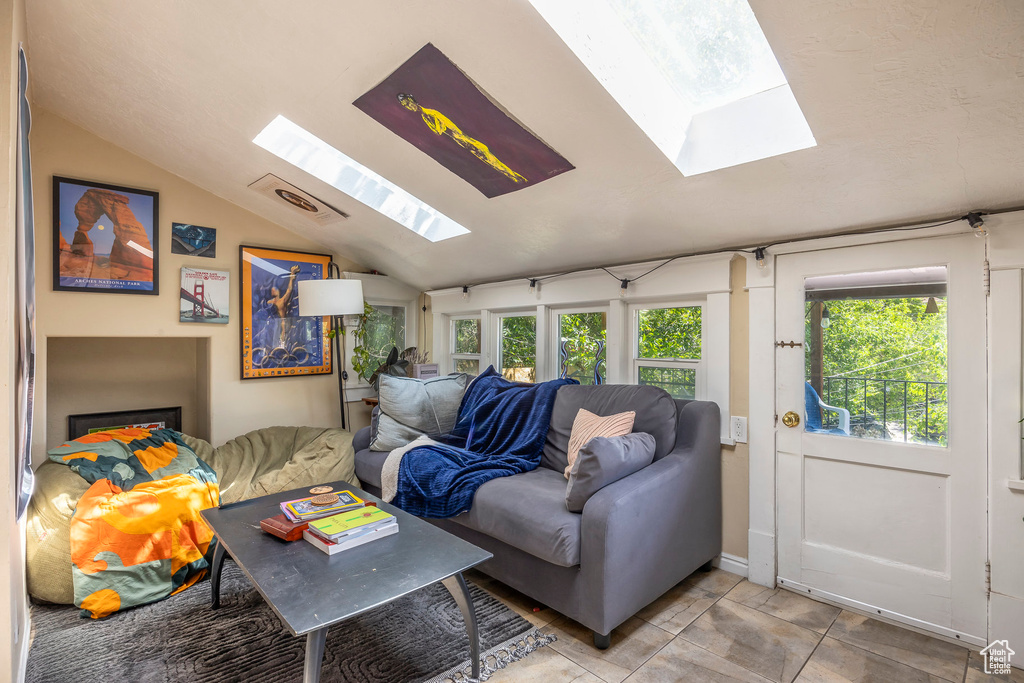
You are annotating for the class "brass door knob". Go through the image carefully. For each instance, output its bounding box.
[782,411,801,428]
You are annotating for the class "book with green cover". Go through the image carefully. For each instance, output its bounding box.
[309,507,396,538]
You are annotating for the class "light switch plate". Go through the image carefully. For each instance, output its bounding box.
[730,416,748,443]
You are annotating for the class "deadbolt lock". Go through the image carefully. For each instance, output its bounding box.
[782,411,801,428]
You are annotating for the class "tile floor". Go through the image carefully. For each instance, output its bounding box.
[465,567,1024,683]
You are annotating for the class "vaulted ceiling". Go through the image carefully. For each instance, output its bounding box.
[25,0,1024,290]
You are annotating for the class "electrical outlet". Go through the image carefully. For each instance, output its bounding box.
[730,416,748,443]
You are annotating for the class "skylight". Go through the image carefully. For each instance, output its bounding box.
[253,115,470,242]
[528,0,815,175]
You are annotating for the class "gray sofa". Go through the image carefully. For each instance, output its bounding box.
[353,383,721,648]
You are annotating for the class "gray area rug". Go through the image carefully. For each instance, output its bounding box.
[27,562,554,683]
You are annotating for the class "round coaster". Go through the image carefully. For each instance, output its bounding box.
[309,486,333,495]
[311,494,340,506]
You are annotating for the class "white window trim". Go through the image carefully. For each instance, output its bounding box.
[494,310,539,382]
[630,302,706,400]
[550,305,610,384]
[449,314,483,375]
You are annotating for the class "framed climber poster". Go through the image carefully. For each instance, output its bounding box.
[239,245,333,380]
[353,43,574,199]
[52,176,160,295]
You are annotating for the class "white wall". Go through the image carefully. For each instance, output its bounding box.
[29,110,367,462]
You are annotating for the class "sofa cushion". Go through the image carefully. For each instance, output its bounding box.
[542,385,677,472]
[370,373,469,451]
[564,408,635,478]
[450,468,582,567]
[565,433,656,512]
[354,448,388,490]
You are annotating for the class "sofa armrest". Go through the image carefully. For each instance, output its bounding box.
[353,426,372,453]
[579,442,722,635]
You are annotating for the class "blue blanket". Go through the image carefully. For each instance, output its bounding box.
[392,367,577,518]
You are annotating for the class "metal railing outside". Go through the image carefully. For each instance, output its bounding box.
[821,375,947,445]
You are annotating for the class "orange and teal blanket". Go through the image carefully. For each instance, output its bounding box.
[48,428,220,619]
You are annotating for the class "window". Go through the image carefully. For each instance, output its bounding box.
[804,268,948,446]
[526,0,815,175]
[558,311,607,385]
[451,317,481,375]
[361,304,406,378]
[634,305,702,399]
[498,315,537,382]
[253,115,470,242]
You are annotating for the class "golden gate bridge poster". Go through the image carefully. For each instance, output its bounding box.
[180,267,229,324]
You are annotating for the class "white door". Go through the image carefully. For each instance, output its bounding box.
[775,234,988,644]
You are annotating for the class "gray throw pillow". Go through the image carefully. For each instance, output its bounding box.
[369,373,469,451]
[565,432,656,512]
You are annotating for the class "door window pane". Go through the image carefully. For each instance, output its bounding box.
[500,316,536,382]
[639,366,696,399]
[453,319,480,354]
[363,304,406,375]
[638,306,701,359]
[804,268,947,446]
[559,312,607,385]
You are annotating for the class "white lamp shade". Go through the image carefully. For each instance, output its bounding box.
[297,278,364,316]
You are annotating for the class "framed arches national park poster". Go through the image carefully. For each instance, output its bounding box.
[53,176,159,294]
[239,245,333,380]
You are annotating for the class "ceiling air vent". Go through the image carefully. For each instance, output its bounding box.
[248,173,349,227]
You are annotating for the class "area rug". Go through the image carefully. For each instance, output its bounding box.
[26,562,554,683]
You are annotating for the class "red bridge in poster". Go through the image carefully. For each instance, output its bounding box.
[180,282,220,318]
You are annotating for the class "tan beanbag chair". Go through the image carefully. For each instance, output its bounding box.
[26,426,358,604]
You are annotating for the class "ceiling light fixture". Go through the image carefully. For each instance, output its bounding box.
[253,115,470,242]
[528,279,538,295]
[462,285,470,301]
[754,247,768,270]
[964,212,986,237]
[619,279,629,298]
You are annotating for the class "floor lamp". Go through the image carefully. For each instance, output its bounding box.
[298,268,364,430]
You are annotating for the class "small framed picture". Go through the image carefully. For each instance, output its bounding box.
[171,223,217,258]
[180,267,229,323]
[239,245,333,379]
[53,176,159,294]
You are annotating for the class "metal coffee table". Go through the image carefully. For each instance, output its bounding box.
[200,482,492,683]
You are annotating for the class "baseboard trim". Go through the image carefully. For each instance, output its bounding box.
[713,552,748,578]
[16,610,30,683]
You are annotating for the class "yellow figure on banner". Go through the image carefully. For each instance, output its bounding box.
[398,93,527,184]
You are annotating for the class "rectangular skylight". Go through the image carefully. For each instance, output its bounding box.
[253,115,470,242]
[528,0,815,175]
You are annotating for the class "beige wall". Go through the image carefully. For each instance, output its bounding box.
[30,110,364,463]
[46,337,206,446]
[722,256,750,559]
[2,0,30,677]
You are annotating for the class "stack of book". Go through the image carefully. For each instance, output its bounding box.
[280,490,364,522]
[303,506,399,555]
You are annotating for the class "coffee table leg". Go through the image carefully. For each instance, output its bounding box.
[442,573,479,681]
[210,540,226,609]
[303,628,328,683]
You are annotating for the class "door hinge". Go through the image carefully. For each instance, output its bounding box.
[774,414,779,427]
[775,341,803,348]
[984,259,991,296]
[985,560,991,593]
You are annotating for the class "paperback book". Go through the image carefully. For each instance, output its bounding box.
[280,490,364,521]
[307,506,395,540]
[303,522,399,555]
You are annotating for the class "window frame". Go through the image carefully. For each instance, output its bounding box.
[550,305,610,384]
[494,310,539,383]
[630,301,706,400]
[450,314,483,375]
